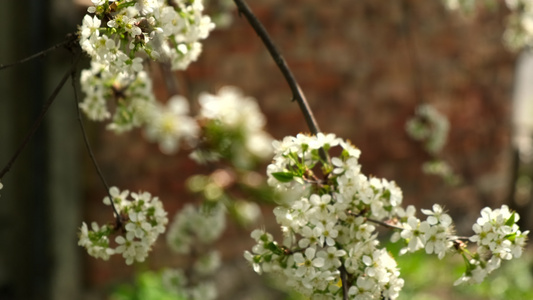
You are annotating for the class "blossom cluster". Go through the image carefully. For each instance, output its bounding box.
[78,186,168,265]
[166,202,226,254]
[163,202,226,299]
[186,171,262,226]
[143,95,199,154]
[391,204,455,260]
[81,0,214,71]
[192,86,274,168]
[78,0,214,132]
[77,2,273,160]
[442,0,533,51]
[421,160,461,185]
[142,86,273,157]
[247,133,406,299]
[502,0,533,50]
[245,133,528,299]
[454,205,529,285]
[205,0,236,28]
[405,104,449,154]
[161,268,217,300]
[405,104,458,184]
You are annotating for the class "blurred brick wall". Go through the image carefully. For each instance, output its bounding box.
[80,0,517,297]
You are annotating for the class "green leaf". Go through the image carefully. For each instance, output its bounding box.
[505,232,517,242]
[505,212,516,226]
[272,172,294,183]
[265,241,283,255]
[287,151,300,163]
[382,189,391,201]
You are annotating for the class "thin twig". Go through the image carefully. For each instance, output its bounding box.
[0,53,82,180]
[232,0,321,135]
[347,210,405,231]
[70,59,123,227]
[366,217,405,231]
[0,34,78,71]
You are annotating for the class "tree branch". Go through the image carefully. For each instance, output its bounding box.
[70,59,123,227]
[347,210,405,231]
[0,33,78,71]
[0,52,82,180]
[339,264,349,300]
[232,0,321,135]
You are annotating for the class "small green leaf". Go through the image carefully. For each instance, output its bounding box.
[505,232,517,242]
[287,152,300,163]
[272,172,294,183]
[265,241,283,255]
[382,189,391,201]
[505,212,516,226]
[253,255,262,264]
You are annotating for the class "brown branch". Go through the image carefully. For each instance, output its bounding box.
[232,0,321,135]
[339,264,349,300]
[0,52,82,180]
[366,217,405,231]
[0,33,78,71]
[70,59,123,227]
[347,210,405,231]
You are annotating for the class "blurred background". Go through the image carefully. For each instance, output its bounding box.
[1,0,532,299]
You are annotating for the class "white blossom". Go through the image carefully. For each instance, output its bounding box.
[194,86,274,167]
[78,187,168,264]
[78,0,214,132]
[166,203,226,254]
[143,95,199,154]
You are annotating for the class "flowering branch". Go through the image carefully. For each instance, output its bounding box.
[232,0,321,135]
[246,133,528,299]
[0,51,82,180]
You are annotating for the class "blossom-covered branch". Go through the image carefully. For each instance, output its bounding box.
[78,187,168,264]
[245,133,528,299]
